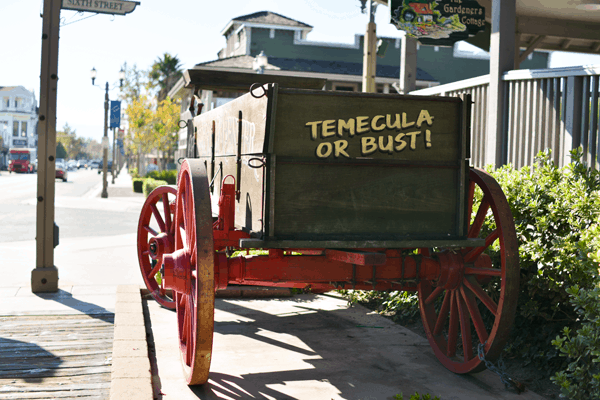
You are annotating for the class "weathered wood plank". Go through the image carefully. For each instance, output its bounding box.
[0,381,110,392]
[0,366,110,379]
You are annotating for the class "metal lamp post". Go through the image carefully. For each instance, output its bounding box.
[90,67,124,198]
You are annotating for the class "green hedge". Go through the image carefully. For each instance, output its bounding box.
[132,178,145,193]
[146,170,177,185]
[341,149,600,398]
[142,178,168,197]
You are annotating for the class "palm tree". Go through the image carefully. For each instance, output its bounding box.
[149,53,183,102]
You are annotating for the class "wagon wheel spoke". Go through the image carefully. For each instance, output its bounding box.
[464,229,500,263]
[433,289,451,336]
[467,179,475,219]
[143,225,158,237]
[467,196,490,238]
[136,186,177,310]
[150,203,166,232]
[163,192,172,233]
[463,277,498,316]
[417,168,519,374]
[447,291,459,357]
[424,286,444,305]
[460,285,489,344]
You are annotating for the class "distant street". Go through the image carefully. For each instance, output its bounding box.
[0,168,140,243]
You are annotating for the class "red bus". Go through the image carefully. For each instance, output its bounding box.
[9,148,37,174]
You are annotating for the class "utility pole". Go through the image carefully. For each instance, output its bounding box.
[33,0,61,293]
[362,0,377,93]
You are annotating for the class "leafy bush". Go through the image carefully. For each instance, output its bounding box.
[341,149,600,389]
[492,149,600,373]
[143,178,168,197]
[133,178,145,193]
[146,169,177,185]
[550,224,600,399]
[129,167,139,178]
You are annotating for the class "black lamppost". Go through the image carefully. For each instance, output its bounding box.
[90,67,124,198]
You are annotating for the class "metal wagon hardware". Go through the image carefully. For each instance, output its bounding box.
[137,71,519,385]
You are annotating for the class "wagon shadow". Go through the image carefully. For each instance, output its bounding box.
[0,337,62,384]
[34,289,113,321]
[189,295,443,400]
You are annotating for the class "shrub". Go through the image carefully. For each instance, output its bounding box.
[550,224,600,399]
[491,149,600,372]
[143,178,168,197]
[146,169,177,185]
[133,178,145,193]
[129,167,139,178]
[341,149,600,383]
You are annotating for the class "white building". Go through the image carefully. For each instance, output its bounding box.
[0,86,39,168]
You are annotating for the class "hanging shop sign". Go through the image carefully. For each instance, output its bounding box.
[389,0,485,46]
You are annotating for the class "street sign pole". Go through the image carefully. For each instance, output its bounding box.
[33,0,61,293]
[102,83,109,198]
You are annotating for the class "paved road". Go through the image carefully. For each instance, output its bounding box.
[0,166,146,287]
[0,168,140,243]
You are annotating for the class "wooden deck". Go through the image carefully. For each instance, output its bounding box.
[0,314,114,400]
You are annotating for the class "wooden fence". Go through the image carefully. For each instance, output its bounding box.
[412,65,600,169]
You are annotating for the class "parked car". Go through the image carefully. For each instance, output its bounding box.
[67,160,77,171]
[97,160,113,174]
[76,160,88,169]
[89,160,100,169]
[55,161,68,182]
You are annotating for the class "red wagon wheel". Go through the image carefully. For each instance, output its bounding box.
[137,186,177,309]
[173,159,215,385]
[418,168,519,374]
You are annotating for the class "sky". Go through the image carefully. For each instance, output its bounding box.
[2,0,600,143]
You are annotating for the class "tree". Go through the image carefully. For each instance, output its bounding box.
[57,123,86,159]
[56,142,67,159]
[149,53,183,102]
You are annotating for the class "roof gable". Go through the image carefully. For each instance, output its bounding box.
[232,11,312,29]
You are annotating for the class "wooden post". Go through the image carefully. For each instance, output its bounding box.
[362,1,377,93]
[400,35,417,94]
[564,75,583,166]
[33,0,61,292]
[486,0,516,167]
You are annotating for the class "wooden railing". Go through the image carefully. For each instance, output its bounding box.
[411,65,600,169]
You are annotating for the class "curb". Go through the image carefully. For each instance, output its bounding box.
[110,285,153,400]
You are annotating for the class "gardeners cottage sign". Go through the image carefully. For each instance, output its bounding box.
[389,0,485,45]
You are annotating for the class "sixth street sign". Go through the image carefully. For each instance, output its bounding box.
[61,0,140,15]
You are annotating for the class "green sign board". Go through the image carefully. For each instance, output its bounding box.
[389,0,485,46]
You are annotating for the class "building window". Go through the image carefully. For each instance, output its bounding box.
[5,98,9,108]
[13,122,19,137]
[235,30,242,49]
[21,122,27,137]
[395,38,401,49]
[270,28,275,39]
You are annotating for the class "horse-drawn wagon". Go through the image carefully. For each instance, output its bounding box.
[137,70,519,385]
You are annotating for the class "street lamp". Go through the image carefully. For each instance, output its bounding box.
[90,67,122,198]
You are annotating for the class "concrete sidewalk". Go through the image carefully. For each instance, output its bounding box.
[0,165,150,399]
